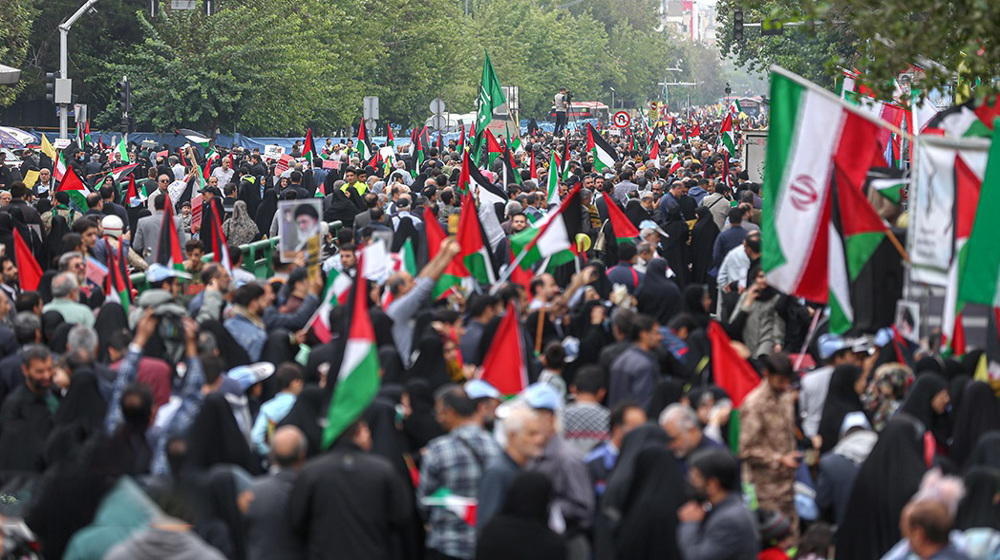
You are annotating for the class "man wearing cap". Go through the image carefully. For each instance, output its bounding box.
[815,412,877,527]
[798,333,856,442]
[417,384,500,560]
[93,215,148,272]
[524,382,595,559]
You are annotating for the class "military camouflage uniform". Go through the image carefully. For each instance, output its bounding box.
[738,381,798,534]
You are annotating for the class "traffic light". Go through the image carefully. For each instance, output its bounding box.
[733,10,744,41]
[45,72,57,103]
[117,78,130,115]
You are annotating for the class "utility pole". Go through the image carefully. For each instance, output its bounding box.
[57,0,100,140]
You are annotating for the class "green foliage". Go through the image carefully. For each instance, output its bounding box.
[0,0,34,107]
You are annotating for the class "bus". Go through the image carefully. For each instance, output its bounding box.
[549,101,610,128]
[736,97,763,118]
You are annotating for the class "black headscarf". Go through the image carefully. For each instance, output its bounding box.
[956,466,1000,530]
[817,365,867,454]
[402,377,444,453]
[254,188,278,234]
[682,284,712,329]
[323,185,359,225]
[900,372,950,451]
[0,212,14,262]
[46,213,71,268]
[94,303,128,363]
[43,369,107,468]
[967,431,1000,471]
[199,320,251,369]
[277,384,325,457]
[624,200,649,228]
[379,346,406,386]
[689,208,718,287]
[950,381,1000,469]
[614,446,685,559]
[185,392,261,475]
[836,414,928,559]
[635,258,681,325]
[476,472,566,560]
[646,378,685,420]
[661,207,689,288]
[585,261,613,301]
[408,332,451,391]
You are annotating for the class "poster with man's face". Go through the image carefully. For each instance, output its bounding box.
[277,199,322,263]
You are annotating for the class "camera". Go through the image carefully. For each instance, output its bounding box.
[565,90,574,102]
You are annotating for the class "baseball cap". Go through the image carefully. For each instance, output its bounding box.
[101,215,124,239]
[522,382,561,411]
[146,263,193,283]
[226,362,276,392]
[839,411,872,436]
[465,380,500,401]
[638,219,669,238]
[817,333,847,361]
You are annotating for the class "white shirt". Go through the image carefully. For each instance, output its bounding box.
[172,163,186,181]
[717,245,751,290]
[211,166,234,186]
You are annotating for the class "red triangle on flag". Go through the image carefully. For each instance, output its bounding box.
[707,322,759,407]
[58,166,85,192]
[13,228,42,292]
[479,302,528,395]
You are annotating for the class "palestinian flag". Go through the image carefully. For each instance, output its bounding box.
[321,270,380,450]
[708,322,759,407]
[502,144,521,186]
[395,238,417,276]
[304,268,353,344]
[76,120,85,148]
[730,99,743,115]
[125,174,143,208]
[587,124,617,172]
[560,139,571,179]
[942,153,986,354]
[457,125,465,155]
[467,162,508,251]
[58,166,90,213]
[358,121,373,162]
[719,113,737,154]
[424,206,464,299]
[177,128,211,149]
[456,193,496,285]
[604,196,640,245]
[302,128,315,162]
[866,167,908,205]
[828,151,889,334]
[478,302,528,395]
[510,185,584,270]
[12,228,42,292]
[411,133,425,179]
[485,128,502,167]
[648,139,659,164]
[207,204,231,273]
[762,68,879,304]
[957,126,1000,310]
[84,119,91,145]
[457,151,471,195]
[115,137,130,163]
[156,195,185,271]
[530,150,538,180]
[546,152,560,207]
[105,238,130,313]
[422,488,477,526]
[112,163,139,183]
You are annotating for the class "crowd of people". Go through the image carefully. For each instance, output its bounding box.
[0,113,994,560]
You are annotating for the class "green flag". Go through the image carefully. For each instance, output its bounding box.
[471,50,505,165]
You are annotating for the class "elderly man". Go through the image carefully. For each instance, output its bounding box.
[240,426,308,560]
[42,272,94,327]
[660,403,725,473]
[476,404,547,531]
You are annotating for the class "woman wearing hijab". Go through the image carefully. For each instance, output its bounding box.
[323,180,361,226]
[950,381,1000,469]
[967,432,1000,471]
[682,284,713,329]
[817,365,869,454]
[254,188,278,236]
[221,201,260,246]
[690,208,719,286]
[379,346,406,386]
[409,332,452,391]
[836,414,928,559]
[0,212,15,265]
[276,384,325,457]
[185,392,262,476]
[624,199,650,228]
[476,472,567,560]
[402,377,445,455]
[635,258,682,326]
[899,372,951,454]
[864,362,913,432]
[613,446,685,559]
[728,263,788,357]
[955,466,1000,559]
[661,207,689,288]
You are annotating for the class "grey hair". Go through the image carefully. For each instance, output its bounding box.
[636,242,651,255]
[21,344,51,367]
[67,324,98,357]
[505,201,523,218]
[502,404,539,437]
[51,272,79,298]
[659,403,699,432]
[57,251,83,271]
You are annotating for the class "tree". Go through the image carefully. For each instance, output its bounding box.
[0,0,34,107]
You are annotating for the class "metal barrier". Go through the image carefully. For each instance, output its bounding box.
[129,220,342,292]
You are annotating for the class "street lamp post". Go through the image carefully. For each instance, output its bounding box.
[57,0,100,139]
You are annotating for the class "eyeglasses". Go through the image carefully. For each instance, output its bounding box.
[159,179,169,183]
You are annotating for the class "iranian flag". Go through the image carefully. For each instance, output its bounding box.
[115,137,130,163]
[456,193,496,285]
[177,128,211,149]
[719,113,737,154]
[58,166,90,213]
[546,152,560,206]
[587,124,617,172]
[357,120,373,162]
[321,270,380,450]
[54,150,68,182]
[423,206,464,299]
[942,153,986,354]
[762,68,880,304]
[304,268,353,344]
[957,126,1000,313]
[422,488,477,526]
[478,302,528,395]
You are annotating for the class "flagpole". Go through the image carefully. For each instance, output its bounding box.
[770,65,914,141]
[490,249,531,294]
